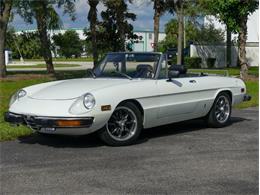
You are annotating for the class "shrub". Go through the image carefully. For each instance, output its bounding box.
[169,56,177,65]
[207,58,216,68]
[184,57,202,69]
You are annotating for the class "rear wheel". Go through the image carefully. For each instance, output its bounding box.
[98,102,142,146]
[207,92,232,127]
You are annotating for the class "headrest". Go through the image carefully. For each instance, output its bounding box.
[169,64,187,74]
[136,64,153,72]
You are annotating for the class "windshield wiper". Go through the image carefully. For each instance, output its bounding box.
[112,71,132,80]
[86,69,96,78]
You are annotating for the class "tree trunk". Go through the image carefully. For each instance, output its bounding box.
[0,0,12,78]
[238,16,248,80]
[153,0,160,52]
[88,0,99,68]
[117,0,126,52]
[35,2,54,74]
[226,25,231,68]
[177,4,184,65]
[0,29,6,78]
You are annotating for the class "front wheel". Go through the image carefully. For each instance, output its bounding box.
[206,92,232,128]
[98,102,142,146]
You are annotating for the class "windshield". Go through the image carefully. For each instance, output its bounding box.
[93,53,161,79]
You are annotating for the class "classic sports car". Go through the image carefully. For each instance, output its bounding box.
[5,52,251,146]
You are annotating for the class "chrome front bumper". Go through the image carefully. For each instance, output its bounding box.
[4,112,94,131]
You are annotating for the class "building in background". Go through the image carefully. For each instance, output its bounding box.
[16,28,166,53]
[129,30,166,52]
[191,8,259,67]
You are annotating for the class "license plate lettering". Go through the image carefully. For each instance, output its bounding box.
[41,127,56,132]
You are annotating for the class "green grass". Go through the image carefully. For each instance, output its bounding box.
[0,70,258,141]
[7,63,80,69]
[235,81,259,109]
[189,67,259,76]
[0,70,87,141]
[13,57,93,62]
[0,78,53,141]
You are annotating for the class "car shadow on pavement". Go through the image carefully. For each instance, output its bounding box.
[138,117,249,143]
[18,116,249,148]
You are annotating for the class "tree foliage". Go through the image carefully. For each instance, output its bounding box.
[52,30,83,58]
[100,0,137,51]
[158,19,225,52]
[199,0,258,33]
[185,22,225,44]
[6,28,42,59]
[84,0,137,60]
[84,25,110,58]
[199,0,258,79]
[14,0,76,74]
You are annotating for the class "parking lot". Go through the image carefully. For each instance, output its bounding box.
[1,108,258,194]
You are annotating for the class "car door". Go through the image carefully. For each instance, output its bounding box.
[154,58,207,125]
[156,76,200,122]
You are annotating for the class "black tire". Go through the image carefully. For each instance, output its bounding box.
[98,102,142,146]
[206,92,232,128]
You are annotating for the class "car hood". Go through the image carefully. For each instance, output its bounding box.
[28,78,131,100]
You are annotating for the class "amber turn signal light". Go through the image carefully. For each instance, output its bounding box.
[101,105,111,111]
[56,120,82,127]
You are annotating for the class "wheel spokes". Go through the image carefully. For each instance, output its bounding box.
[106,107,138,141]
[215,95,230,123]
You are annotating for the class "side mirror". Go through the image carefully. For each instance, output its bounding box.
[167,70,180,82]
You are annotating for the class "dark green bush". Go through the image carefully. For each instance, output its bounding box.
[184,57,202,69]
[207,58,216,68]
[169,56,177,65]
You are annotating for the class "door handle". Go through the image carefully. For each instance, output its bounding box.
[189,80,196,83]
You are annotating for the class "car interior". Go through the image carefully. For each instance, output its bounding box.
[134,64,154,78]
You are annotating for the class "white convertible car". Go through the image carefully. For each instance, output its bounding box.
[5,52,251,146]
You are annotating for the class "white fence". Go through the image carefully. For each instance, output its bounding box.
[190,43,259,67]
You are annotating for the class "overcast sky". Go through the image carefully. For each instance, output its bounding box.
[10,0,173,32]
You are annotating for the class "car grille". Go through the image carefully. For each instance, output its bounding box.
[24,116,41,131]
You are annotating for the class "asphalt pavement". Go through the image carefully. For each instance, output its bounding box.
[0,108,258,194]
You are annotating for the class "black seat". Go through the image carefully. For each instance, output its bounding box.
[134,64,153,78]
[169,64,187,74]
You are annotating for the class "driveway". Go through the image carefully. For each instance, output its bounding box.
[0,108,258,194]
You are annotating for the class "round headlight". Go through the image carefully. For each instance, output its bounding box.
[17,90,27,98]
[83,93,95,109]
[9,89,27,107]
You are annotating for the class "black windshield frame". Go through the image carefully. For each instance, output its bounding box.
[92,52,163,79]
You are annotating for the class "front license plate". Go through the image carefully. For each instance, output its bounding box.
[41,127,56,132]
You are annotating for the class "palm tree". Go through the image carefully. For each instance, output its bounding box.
[15,0,75,74]
[87,0,99,68]
[174,0,184,65]
[0,0,13,78]
[33,1,57,74]
[153,0,165,52]
[102,0,136,52]
[167,0,185,65]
